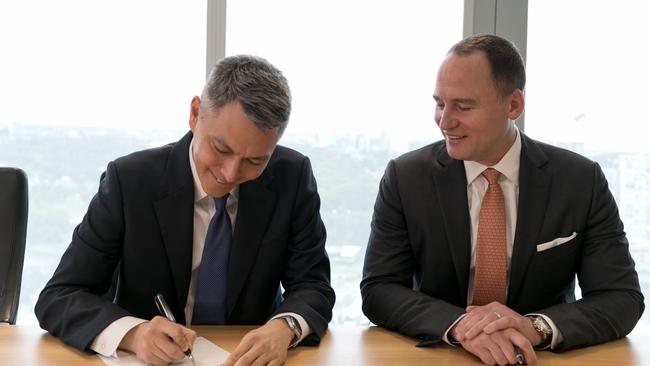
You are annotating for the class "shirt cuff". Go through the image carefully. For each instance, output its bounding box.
[270,312,312,346]
[526,313,563,349]
[90,316,147,357]
[442,313,467,346]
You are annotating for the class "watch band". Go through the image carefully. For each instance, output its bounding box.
[282,316,303,348]
[529,315,553,349]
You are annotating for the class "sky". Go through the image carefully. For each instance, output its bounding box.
[526,0,650,153]
[1,0,460,152]
[0,1,206,131]
[1,0,649,153]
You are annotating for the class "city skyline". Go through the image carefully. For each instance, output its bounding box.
[2,123,649,326]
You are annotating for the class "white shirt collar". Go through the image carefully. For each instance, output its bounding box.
[463,126,521,186]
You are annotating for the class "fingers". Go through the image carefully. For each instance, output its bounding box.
[222,333,255,366]
[233,346,266,366]
[149,341,177,365]
[456,302,537,366]
[153,316,194,357]
[486,345,510,365]
[457,302,527,342]
[460,334,499,366]
[483,316,518,335]
[225,334,268,366]
[507,330,537,366]
[453,315,475,340]
[170,326,197,353]
[132,316,195,365]
[132,328,178,366]
[265,359,286,366]
[182,328,198,351]
[491,333,520,365]
[462,311,503,341]
[154,333,186,360]
[460,327,537,366]
[464,302,513,318]
[483,313,542,346]
[222,323,290,366]
[471,332,512,366]
[456,302,499,337]
[492,328,538,366]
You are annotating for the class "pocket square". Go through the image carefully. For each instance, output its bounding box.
[536,232,577,252]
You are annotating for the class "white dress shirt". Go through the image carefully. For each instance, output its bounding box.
[91,139,310,357]
[442,128,561,348]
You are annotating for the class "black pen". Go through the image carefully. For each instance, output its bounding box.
[154,293,196,366]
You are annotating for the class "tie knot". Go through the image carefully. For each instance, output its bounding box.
[213,194,229,212]
[482,168,501,185]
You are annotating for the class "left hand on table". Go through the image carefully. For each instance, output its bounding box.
[454,302,542,346]
[220,319,295,366]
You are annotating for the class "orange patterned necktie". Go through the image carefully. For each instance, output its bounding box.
[471,168,507,305]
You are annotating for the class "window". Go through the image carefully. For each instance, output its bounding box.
[226,0,463,324]
[527,0,650,323]
[0,1,206,324]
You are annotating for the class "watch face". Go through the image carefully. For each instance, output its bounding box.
[534,317,552,336]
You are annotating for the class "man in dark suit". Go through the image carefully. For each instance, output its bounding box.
[35,55,335,366]
[361,34,644,366]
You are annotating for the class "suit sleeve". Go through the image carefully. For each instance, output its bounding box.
[539,162,644,351]
[274,156,335,343]
[361,160,465,343]
[35,161,131,351]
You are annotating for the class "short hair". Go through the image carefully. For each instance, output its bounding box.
[201,55,292,135]
[448,34,526,96]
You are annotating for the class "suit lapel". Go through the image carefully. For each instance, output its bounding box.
[508,134,551,303]
[431,145,472,302]
[153,132,195,322]
[226,171,277,317]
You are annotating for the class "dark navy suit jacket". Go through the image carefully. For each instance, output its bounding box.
[361,133,643,351]
[36,131,335,351]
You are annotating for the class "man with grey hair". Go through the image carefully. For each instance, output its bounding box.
[36,55,335,366]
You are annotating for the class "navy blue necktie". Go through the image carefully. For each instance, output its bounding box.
[193,195,232,324]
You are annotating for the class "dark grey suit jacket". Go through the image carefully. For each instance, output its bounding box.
[35,131,335,351]
[361,133,644,351]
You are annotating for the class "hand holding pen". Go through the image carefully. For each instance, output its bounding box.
[118,309,197,365]
[155,293,198,366]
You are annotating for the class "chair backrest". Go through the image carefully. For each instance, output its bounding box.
[0,167,28,324]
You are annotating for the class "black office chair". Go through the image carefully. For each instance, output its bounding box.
[0,167,28,324]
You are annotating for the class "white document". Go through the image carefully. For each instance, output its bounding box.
[99,336,229,366]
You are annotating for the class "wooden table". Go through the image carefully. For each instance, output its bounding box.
[1,324,649,365]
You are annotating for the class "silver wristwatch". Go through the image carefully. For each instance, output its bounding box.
[529,315,553,348]
[282,316,303,348]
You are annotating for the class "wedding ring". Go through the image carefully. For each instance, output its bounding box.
[494,311,502,319]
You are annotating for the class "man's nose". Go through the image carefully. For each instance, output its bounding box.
[437,107,456,130]
[221,158,241,183]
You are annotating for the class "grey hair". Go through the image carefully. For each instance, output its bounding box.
[201,55,292,135]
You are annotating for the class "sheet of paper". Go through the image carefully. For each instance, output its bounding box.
[99,336,229,366]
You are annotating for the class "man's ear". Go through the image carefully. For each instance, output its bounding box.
[507,89,525,121]
[189,96,201,132]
